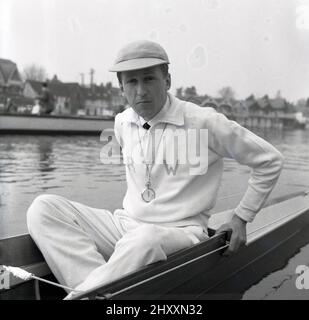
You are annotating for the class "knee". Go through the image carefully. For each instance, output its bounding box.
[120,225,165,255]
[27,194,61,234]
[136,225,162,249]
[113,225,169,265]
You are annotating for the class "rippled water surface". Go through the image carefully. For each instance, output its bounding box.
[0,134,126,237]
[1,128,309,299]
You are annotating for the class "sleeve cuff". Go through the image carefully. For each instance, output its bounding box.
[234,205,257,223]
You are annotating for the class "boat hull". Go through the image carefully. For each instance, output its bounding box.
[0,114,114,135]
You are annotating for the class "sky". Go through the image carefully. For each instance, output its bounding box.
[1,0,309,102]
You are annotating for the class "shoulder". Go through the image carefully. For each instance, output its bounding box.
[178,98,219,130]
[115,108,132,127]
[114,108,136,140]
[115,108,128,121]
[115,106,136,120]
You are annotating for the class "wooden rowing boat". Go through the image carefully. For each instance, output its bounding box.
[1,191,309,300]
[0,113,114,135]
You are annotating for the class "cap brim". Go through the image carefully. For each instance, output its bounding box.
[109,58,169,72]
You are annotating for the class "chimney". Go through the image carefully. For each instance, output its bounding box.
[89,68,95,94]
[80,73,85,87]
[90,68,95,86]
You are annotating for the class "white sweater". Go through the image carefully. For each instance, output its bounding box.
[113,93,284,230]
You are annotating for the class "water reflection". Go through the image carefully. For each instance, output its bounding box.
[37,138,55,174]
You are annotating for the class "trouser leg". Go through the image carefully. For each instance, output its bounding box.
[27,194,122,289]
[75,224,206,292]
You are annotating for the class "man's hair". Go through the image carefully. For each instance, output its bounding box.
[117,64,169,84]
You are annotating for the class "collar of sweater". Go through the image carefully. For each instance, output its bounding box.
[123,93,185,128]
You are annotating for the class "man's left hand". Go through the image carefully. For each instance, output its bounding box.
[215,213,247,257]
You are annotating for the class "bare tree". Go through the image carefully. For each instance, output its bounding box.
[295,98,307,112]
[23,64,48,81]
[218,86,236,101]
[184,86,197,98]
[176,87,183,98]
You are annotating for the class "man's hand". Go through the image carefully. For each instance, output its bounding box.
[215,213,247,257]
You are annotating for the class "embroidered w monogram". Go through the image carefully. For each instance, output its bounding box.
[163,159,179,175]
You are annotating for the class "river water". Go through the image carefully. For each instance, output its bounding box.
[0,128,309,299]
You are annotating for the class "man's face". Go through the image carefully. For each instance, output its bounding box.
[119,66,171,121]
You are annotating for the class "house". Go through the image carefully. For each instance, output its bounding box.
[0,58,26,111]
[269,96,289,115]
[0,58,23,93]
[24,77,126,116]
[217,99,233,115]
[23,80,41,99]
[244,95,289,116]
[49,81,83,115]
[256,95,273,115]
[232,101,248,115]
[82,84,110,116]
[201,97,219,110]
[24,78,83,115]
[243,95,259,114]
[183,96,203,105]
[83,83,125,116]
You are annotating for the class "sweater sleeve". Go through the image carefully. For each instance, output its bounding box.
[208,112,284,222]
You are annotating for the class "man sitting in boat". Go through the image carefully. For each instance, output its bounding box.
[38,82,55,115]
[26,40,284,297]
[5,97,17,113]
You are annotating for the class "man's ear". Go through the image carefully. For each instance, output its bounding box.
[166,73,171,91]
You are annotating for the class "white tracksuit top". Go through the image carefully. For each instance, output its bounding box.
[113,93,284,230]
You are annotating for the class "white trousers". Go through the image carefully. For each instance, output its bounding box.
[27,194,208,293]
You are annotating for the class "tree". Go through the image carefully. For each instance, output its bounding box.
[275,90,282,99]
[295,98,307,112]
[176,87,183,98]
[23,64,48,81]
[105,82,112,90]
[296,98,306,107]
[218,86,236,101]
[184,86,197,98]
